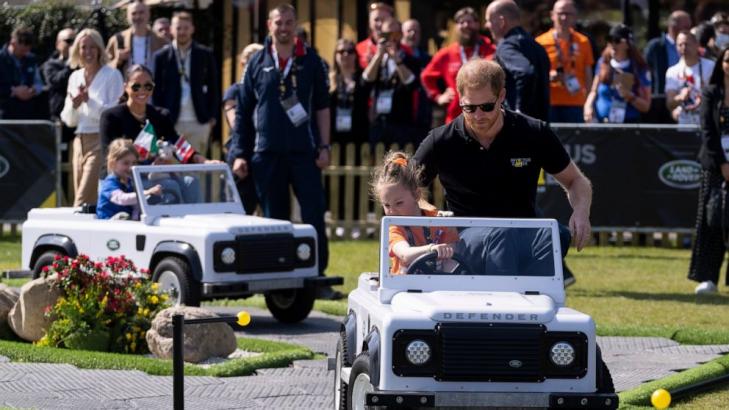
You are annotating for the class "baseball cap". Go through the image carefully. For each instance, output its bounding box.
[609,24,633,43]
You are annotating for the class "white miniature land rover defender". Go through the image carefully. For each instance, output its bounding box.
[22,164,340,323]
[333,216,617,409]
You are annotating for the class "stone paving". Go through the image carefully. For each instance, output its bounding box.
[0,307,727,409]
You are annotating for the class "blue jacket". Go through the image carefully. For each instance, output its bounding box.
[644,34,672,96]
[152,41,219,124]
[228,36,330,161]
[495,27,550,122]
[97,174,135,219]
[0,45,46,119]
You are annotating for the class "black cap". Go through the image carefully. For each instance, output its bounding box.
[609,24,633,43]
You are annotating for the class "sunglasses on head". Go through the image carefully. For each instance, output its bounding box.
[460,101,499,113]
[130,82,155,92]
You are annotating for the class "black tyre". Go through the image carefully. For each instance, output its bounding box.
[596,346,615,393]
[152,256,200,306]
[347,352,385,410]
[264,287,315,323]
[32,250,62,279]
[334,336,349,410]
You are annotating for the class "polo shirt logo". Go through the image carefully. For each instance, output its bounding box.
[510,158,531,168]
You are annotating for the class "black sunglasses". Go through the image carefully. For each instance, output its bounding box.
[130,82,155,92]
[460,100,499,113]
[336,49,355,55]
[62,38,75,44]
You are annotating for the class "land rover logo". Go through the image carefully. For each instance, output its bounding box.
[0,155,9,179]
[509,360,523,368]
[658,160,701,189]
[107,239,120,251]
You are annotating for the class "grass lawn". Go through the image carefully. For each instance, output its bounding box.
[0,336,315,377]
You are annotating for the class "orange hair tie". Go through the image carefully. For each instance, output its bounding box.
[392,158,408,167]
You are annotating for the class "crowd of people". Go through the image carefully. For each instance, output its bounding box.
[2,0,729,295]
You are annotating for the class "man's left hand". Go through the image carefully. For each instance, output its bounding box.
[315,149,330,169]
[568,210,591,251]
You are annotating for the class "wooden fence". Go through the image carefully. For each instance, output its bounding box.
[3,141,694,247]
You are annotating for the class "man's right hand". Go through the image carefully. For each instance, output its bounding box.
[437,88,456,106]
[233,158,249,179]
[11,85,34,101]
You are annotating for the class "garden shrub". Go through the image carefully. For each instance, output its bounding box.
[37,254,169,353]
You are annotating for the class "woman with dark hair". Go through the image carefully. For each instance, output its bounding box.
[688,46,729,294]
[99,64,217,203]
[329,38,369,147]
[583,24,651,123]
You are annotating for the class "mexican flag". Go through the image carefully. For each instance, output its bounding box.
[134,121,158,160]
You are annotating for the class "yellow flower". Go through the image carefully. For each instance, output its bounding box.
[160,293,169,302]
[132,326,141,333]
[130,341,137,352]
[135,281,142,288]
[125,332,132,340]
[151,282,159,291]
[143,308,150,317]
[149,295,159,305]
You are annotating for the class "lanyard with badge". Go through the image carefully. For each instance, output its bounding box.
[608,59,632,123]
[335,76,354,132]
[553,30,581,94]
[459,44,479,65]
[274,46,308,127]
[375,54,399,115]
[175,47,192,105]
[678,61,703,125]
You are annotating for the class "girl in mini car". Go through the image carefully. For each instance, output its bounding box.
[97,138,162,220]
[371,151,459,275]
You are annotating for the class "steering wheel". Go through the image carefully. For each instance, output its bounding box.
[405,251,472,275]
[146,190,181,205]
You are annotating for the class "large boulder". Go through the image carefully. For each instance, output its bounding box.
[8,275,61,342]
[146,306,237,363]
[0,284,20,340]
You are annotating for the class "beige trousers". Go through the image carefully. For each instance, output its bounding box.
[72,133,101,206]
[175,120,211,157]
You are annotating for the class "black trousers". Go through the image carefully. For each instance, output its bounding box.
[688,169,729,285]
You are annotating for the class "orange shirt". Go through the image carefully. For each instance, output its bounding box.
[535,28,594,107]
[388,208,460,275]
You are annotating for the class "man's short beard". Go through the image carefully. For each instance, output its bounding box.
[458,31,476,46]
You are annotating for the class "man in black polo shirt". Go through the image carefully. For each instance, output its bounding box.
[413,59,592,284]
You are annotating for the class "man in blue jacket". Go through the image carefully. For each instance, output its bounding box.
[0,27,47,120]
[485,0,550,121]
[228,4,339,299]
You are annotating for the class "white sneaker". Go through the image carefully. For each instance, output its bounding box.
[695,281,718,294]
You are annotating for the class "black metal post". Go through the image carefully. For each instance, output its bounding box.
[173,314,184,410]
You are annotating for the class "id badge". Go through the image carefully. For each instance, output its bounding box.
[721,134,729,162]
[608,99,627,123]
[565,75,581,94]
[281,95,309,127]
[678,108,700,125]
[376,89,394,114]
[180,81,192,105]
[336,107,353,132]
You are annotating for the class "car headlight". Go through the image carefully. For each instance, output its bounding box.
[220,247,236,265]
[405,340,431,365]
[296,243,311,261]
[549,341,575,367]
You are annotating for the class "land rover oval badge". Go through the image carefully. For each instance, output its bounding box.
[0,155,9,179]
[509,360,523,368]
[107,239,120,251]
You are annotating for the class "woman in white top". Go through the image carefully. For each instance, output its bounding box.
[61,28,123,206]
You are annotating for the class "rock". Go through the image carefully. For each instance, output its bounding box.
[8,275,61,342]
[146,306,237,363]
[0,284,20,340]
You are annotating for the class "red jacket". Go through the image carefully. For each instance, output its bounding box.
[420,36,495,123]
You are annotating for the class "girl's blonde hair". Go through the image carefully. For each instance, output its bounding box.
[370,151,425,202]
[107,138,139,172]
[68,28,109,69]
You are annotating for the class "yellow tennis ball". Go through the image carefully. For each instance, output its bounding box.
[237,311,251,327]
[651,388,671,409]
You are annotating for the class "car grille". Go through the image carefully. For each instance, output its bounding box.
[236,234,294,273]
[436,323,545,382]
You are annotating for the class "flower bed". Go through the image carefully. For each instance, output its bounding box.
[38,254,169,353]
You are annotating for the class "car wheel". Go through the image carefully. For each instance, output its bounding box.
[152,256,200,307]
[334,336,349,410]
[33,250,62,279]
[347,352,383,410]
[264,287,315,323]
[596,346,615,393]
